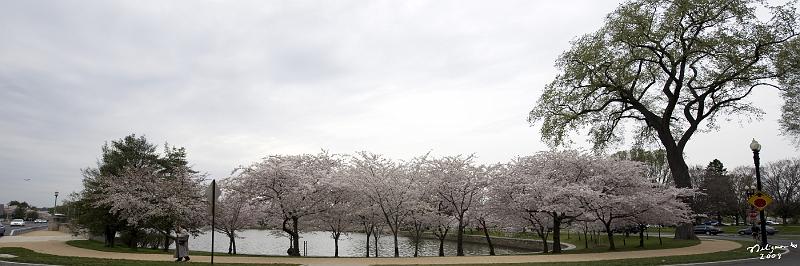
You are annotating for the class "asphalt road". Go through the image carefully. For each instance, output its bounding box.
[0,222,48,237]
[686,233,800,266]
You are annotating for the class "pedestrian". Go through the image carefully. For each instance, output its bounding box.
[175,225,190,262]
[751,224,759,241]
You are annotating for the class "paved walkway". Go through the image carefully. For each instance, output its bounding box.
[0,231,743,265]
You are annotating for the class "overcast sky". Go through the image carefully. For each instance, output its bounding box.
[1,0,796,207]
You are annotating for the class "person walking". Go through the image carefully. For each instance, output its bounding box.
[175,226,190,262]
[751,223,760,241]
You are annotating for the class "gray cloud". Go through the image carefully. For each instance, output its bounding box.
[0,0,794,207]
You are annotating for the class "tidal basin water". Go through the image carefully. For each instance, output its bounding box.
[184,230,535,257]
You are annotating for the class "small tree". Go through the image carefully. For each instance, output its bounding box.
[423,155,488,256]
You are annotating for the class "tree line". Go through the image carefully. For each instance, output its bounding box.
[67,135,697,257]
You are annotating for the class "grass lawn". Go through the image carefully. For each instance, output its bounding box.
[67,240,329,258]
[68,239,232,257]
[0,247,297,266]
[469,229,696,252]
[377,240,759,266]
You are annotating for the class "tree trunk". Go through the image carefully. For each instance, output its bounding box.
[228,234,234,254]
[456,216,465,256]
[658,227,662,245]
[334,236,340,258]
[392,230,399,257]
[480,219,495,256]
[537,227,549,253]
[584,230,588,249]
[233,236,237,254]
[128,228,139,250]
[162,233,170,252]
[105,225,117,247]
[282,216,301,256]
[373,231,379,257]
[292,217,300,256]
[604,223,615,251]
[365,225,372,258]
[639,225,645,248]
[413,223,422,257]
[662,144,698,241]
[438,237,446,257]
[552,213,562,253]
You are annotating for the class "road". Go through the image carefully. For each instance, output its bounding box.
[0,222,48,237]
[687,233,800,266]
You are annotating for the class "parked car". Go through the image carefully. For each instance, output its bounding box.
[738,226,779,235]
[9,219,25,226]
[693,225,723,235]
[33,219,47,224]
[703,220,728,226]
[0,223,5,236]
[766,220,781,225]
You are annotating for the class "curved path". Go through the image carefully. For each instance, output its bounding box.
[0,231,742,265]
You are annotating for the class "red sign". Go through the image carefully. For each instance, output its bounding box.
[750,211,758,218]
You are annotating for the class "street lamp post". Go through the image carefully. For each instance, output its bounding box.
[750,139,768,246]
[53,191,59,215]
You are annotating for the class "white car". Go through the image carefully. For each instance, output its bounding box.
[34,219,47,224]
[10,219,25,226]
[0,224,5,236]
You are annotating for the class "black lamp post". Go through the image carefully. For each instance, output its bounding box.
[750,139,768,246]
[53,191,59,215]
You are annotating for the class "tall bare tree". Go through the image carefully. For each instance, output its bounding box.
[529,0,799,239]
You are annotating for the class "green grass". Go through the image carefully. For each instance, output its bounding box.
[68,239,242,256]
[376,240,760,266]
[67,240,328,258]
[0,247,297,266]
[467,229,697,252]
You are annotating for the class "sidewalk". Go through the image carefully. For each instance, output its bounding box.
[0,231,742,265]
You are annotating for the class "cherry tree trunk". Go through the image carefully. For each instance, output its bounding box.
[373,232,379,257]
[334,237,340,257]
[552,214,562,253]
[604,225,616,251]
[456,218,465,256]
[392,231,399,257]
[438,237,445,256]
[365,228,371,257]
[480,219,495,256]
[639,225,645,248]
[163,233,170,252]
[292,217,300,256]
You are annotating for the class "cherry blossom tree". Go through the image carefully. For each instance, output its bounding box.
[423,155,489,256]
[347,151,416,257]
[624,186,694,247]
[214,183,261,255]
[574,157,695,250]
[313,173,357,258]
[92,164,207,250]
[233,151,340,256]
[491,163,555,253]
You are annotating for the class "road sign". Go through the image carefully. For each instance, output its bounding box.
[749,211,758,218]
[748,191,773,211]
[206,180,221,203]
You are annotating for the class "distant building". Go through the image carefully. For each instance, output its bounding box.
[0,203,5,216]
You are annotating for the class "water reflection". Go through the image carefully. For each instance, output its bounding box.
[186,230,534,257]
